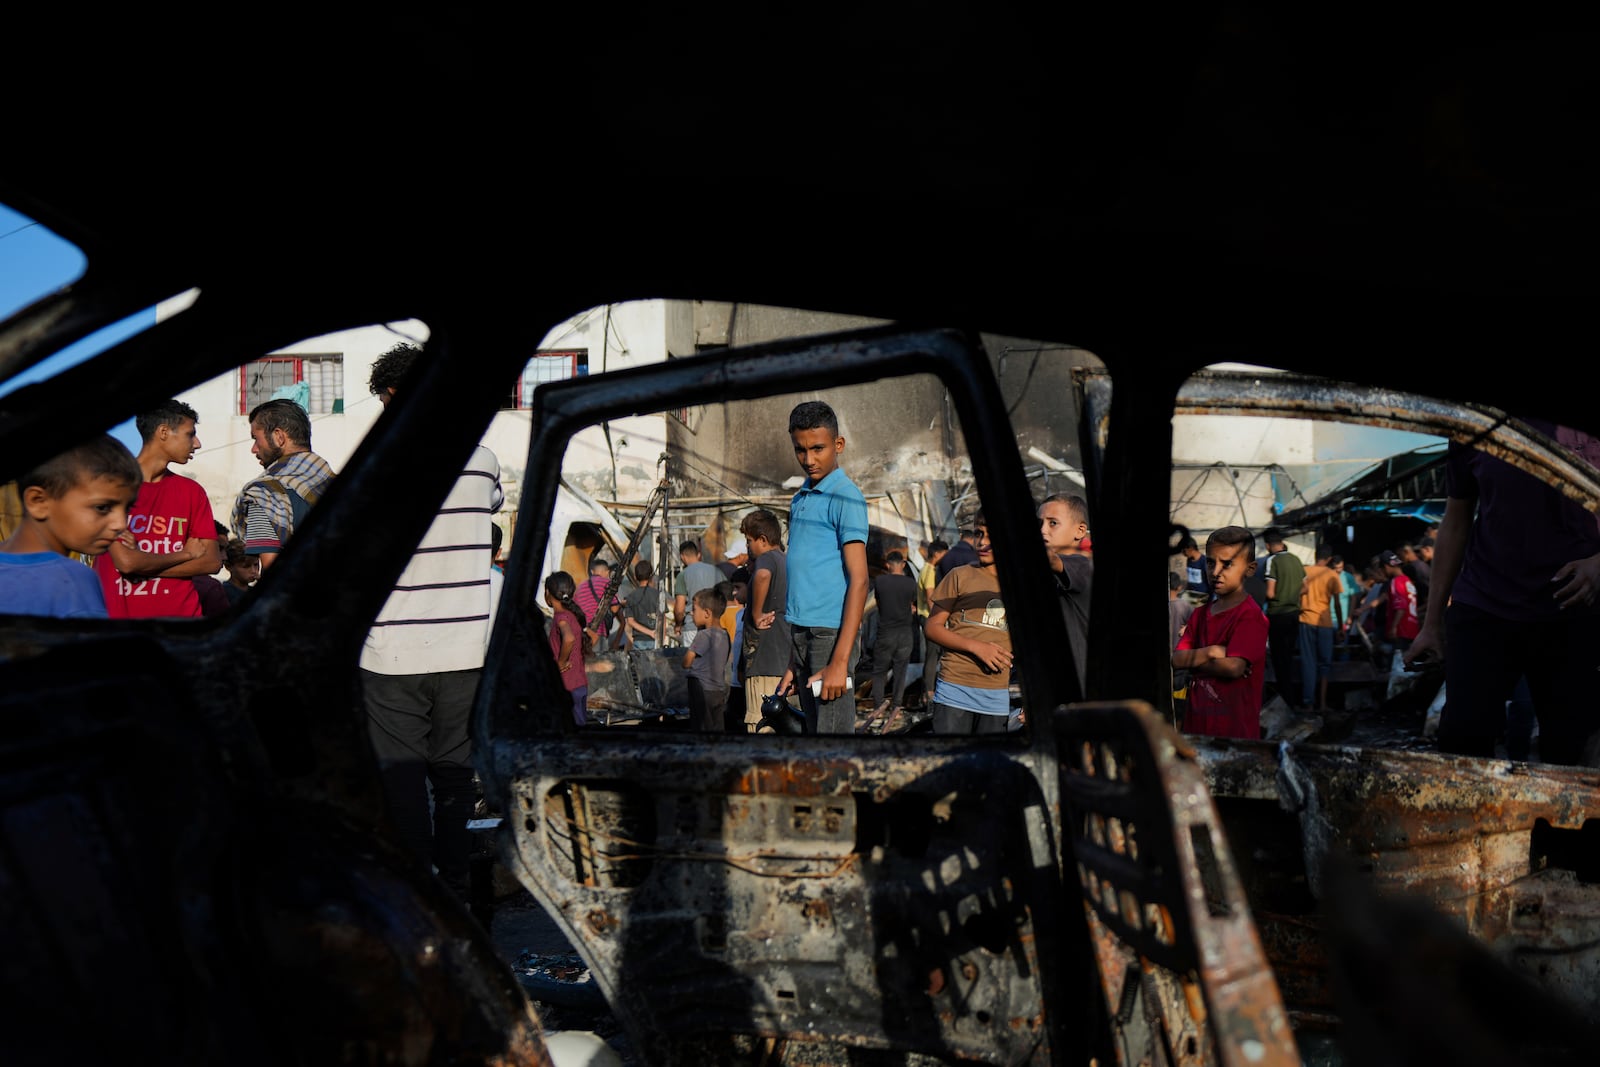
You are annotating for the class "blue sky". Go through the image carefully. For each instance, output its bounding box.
[0,204,152,449]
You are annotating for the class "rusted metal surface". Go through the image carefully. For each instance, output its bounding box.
[1171,369,1600,514]
[1055,700,1299,1067]
[494,736,1064,1064]
[1195,738,1600,1024]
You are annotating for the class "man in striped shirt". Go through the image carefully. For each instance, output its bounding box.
[360,343,504,899]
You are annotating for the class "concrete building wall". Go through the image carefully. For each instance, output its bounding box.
[176,318,433,534]
[543,301,673,503]
[671,303,1099,503]
[165,297,1102,570]
[168,302,683,556]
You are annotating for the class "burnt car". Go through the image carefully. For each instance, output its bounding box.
[5,10,1600,1067]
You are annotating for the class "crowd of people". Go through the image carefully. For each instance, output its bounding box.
[15,373,1598,902]
[1165,496,1600,771]
[540,401,1097,740]
[0,342,504,906]
[0,391,344,623]
[1170,524,1442,740]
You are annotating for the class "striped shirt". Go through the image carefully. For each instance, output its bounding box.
[361,445,504,675]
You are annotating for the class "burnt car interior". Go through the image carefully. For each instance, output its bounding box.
[6,9,1600,1066]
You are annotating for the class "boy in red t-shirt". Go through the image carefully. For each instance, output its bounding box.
[1380,549,1420,652]
[1172,525,1270,740]
[92,399,222,619]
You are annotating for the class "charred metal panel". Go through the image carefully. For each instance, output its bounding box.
[1055,701,1299,1067]
[0,635,551,1066]
[1198,740,1600,1026]
[482,325,1093,1063]
[494,737,1063,1064]
[1171,370,1600,514]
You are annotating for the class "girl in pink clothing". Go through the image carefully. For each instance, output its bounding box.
[545,572,590,726]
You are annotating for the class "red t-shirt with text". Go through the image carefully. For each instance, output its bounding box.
[93,474,217,619]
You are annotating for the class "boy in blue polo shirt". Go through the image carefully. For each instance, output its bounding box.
[778,401,869,734]
[1,435,140,618]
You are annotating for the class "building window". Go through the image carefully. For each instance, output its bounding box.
[504,349,588,409]
[240,354,344,415]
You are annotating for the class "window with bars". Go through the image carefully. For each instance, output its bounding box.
[504,350,588,409]
[240,354,344,415]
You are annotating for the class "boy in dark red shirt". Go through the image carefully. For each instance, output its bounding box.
[1172,525,1269,740]
[1380,549,1420,653]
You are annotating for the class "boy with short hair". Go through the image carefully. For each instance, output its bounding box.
[926,514,1014,735]
[740,508,789,732]
[780,401,869,734]
[1,435,140,618]
[223,537,259,606]
[683,586,731,732]
[93,399,224,619]
[1039,492,1093,700]
[576,557,616,652]
[1172,525,1270,739]
[622,559,661,649]
[1380,549,1420,653]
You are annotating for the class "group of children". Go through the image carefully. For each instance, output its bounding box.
[544,565,743,731]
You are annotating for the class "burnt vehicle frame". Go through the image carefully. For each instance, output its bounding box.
[1152,369,1600,1054]
[6,9,1600,1067]
[10,304,1600,1067]
[483,326,1094,1064]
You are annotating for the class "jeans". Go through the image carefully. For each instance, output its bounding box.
[932,701,1009,735]
[362,668,480,891]
[870,625,914,709]
[791,625,860,734]
[1297,622,1334,706]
